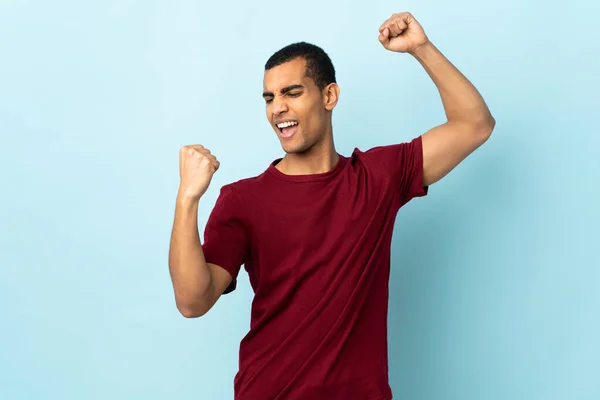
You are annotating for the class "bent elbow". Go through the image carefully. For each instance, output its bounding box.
[472,115,496,145]
[176,301,209,318]
[482,115,496,136]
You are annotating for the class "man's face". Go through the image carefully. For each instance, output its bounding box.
[263,58,330,154]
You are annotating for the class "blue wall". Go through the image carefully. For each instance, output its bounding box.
[1,1,598,399]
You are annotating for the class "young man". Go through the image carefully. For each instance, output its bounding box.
[169,12,495,400]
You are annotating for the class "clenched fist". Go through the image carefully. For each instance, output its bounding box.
[178,145,220,202]
[378,12,429,54]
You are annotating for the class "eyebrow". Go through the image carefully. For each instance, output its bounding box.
[262,84,304,98]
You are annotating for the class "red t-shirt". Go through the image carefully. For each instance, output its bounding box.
[202,136,427,400]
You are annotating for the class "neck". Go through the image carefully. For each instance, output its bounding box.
[276,133,338,176]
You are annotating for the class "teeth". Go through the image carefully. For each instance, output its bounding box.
[277,121,298,129]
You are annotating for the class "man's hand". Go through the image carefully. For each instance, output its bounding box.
[178,145,220,202]
[378,13,495,187]
[170,145,231,318]
[378,12,429,54]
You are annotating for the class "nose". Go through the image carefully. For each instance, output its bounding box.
[271,95,288,117]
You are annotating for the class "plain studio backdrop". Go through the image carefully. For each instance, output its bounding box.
[1,1,598,399]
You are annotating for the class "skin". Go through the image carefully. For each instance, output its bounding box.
[377,13,495,186]
[262,59,340,176]
[168,145,228,317]
[168,11,495,317]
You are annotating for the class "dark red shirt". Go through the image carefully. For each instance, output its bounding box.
[202,136,427,400]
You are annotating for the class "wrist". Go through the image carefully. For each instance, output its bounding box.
[176,190,202,208]
[409,40,435,59]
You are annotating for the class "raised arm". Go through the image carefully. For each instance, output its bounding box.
[379,12,495,186]
[168,145,232,318]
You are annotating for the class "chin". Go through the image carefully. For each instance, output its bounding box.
[282,146,301,154]
[282,142,311,154]
[278,132,321,154]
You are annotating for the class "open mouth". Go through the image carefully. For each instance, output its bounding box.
[276,120,299,138]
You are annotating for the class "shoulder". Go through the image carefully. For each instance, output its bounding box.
[350,136,423,168]
[223,172,265,196]
[216,170,272,213]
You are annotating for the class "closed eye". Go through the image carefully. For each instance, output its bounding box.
[263,90,302,104]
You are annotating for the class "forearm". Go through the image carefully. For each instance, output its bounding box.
[411,42,494,125]
[168,194,213,315]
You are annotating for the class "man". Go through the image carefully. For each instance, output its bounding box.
[169,12,495,400]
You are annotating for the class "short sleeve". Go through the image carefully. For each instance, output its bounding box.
[202,185,250,294]
[364,135,428,206]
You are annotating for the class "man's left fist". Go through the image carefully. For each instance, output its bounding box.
[378,12,429,54]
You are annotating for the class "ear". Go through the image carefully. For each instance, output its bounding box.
[323,83,340,111]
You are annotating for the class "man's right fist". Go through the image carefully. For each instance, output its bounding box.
[178,145,220,201]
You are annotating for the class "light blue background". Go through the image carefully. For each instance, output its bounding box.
[1,1,598,399]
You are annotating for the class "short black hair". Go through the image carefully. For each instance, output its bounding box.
[265,42,336,91]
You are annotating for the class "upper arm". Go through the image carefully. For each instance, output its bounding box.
[201,185,250,295]
[421,118,495,186]
[362,137,427,206]
[203,262,234,311]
